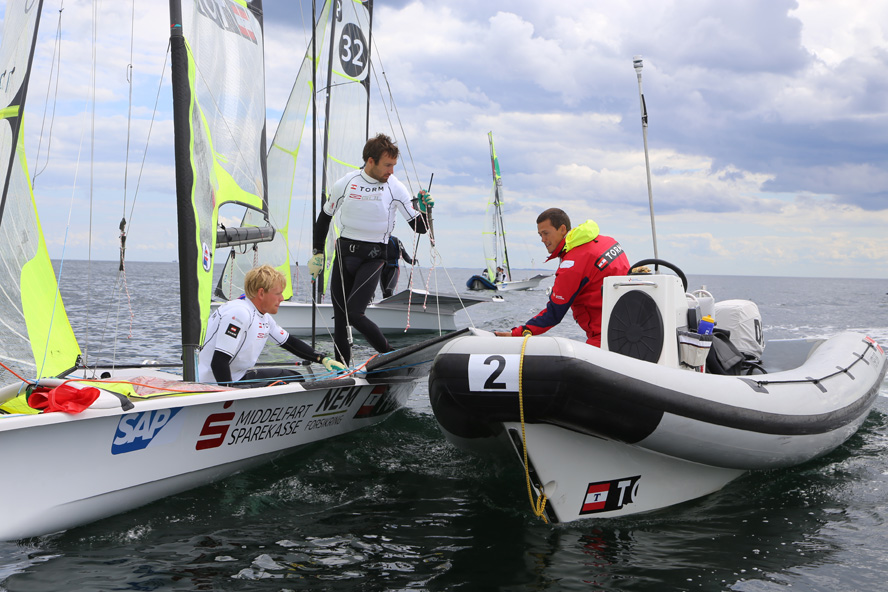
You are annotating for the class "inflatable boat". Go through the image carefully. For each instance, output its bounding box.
[429,260,887,523]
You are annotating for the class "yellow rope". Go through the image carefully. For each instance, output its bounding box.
[518,332,548,523]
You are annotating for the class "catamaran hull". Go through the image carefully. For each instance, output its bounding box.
[428,331,886,522]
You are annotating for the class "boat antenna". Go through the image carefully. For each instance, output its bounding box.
[633,55,659,259]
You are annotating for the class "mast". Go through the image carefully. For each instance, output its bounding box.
[311,0,319,347]
[488,132,511,281]
[364,0,373,140]
[315,0,340,305]
[169,0,199,381]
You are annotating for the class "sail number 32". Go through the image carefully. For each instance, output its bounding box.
[339,23,367,78]
[468,354,521,392]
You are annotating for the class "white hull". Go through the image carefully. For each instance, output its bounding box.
[496,274,550,292]
[466,274,551,292]
[503,423,744,521]
[0,373,405,540]
[0,331,464,540]
[214,289,489,337]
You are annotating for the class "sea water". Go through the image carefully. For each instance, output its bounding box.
[1,261,886,591]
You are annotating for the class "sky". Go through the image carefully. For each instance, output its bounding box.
[4,0,887,279]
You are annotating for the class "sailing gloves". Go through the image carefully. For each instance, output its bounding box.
[308,251,324,279]
[321,356,347,373]
[416,190,434,213]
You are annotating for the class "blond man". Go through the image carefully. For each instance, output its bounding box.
[198,265,345,386]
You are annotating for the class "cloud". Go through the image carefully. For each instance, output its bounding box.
[7,0,886,278]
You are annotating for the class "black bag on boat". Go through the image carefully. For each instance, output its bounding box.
[706,329,745,375]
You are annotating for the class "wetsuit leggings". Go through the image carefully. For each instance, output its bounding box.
[379,264,400,299]
[329,239,392,365]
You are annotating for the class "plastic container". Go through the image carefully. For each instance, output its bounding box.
[697,315,715,335]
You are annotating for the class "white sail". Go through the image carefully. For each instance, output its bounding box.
[217,0,334,300]
[170,0,269,376]
[0,0,80,382]
[215,0,372,299]
[482,131,510,282]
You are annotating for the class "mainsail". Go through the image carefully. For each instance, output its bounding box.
[215,0,373,300]
[169,0,270,380]
[0,0,81,382]
[482,131,511,283]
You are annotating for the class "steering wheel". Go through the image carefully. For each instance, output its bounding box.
[628,258,688,292]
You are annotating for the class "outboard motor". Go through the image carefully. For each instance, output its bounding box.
[713,299,765,360]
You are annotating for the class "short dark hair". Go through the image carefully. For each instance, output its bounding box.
[536,207,571,232]
[363,133,399,164]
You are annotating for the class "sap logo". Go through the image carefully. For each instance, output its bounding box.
[112,408,183,455]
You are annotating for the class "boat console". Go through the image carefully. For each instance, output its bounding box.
[601,268,765,373]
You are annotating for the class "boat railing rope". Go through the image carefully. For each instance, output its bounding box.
[750,340,878,388]
[519,333,548,523]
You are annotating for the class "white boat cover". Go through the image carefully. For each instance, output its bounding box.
[714,299,764,359]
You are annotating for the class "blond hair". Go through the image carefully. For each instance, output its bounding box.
[243,265,286,299]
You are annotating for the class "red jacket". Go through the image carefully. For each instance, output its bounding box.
[511,220,630,347]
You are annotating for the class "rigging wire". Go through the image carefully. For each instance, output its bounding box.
[112,0,139,359]
[31,1,64,186]
[125,44,170,231]
[90,39,171,375]
[84,0,99,367]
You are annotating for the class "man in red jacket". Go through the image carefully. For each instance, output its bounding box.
[495,208,630,347]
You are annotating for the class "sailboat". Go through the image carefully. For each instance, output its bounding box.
[466,132,550,292]
[212,0,487,336]
[0,0,465,541]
